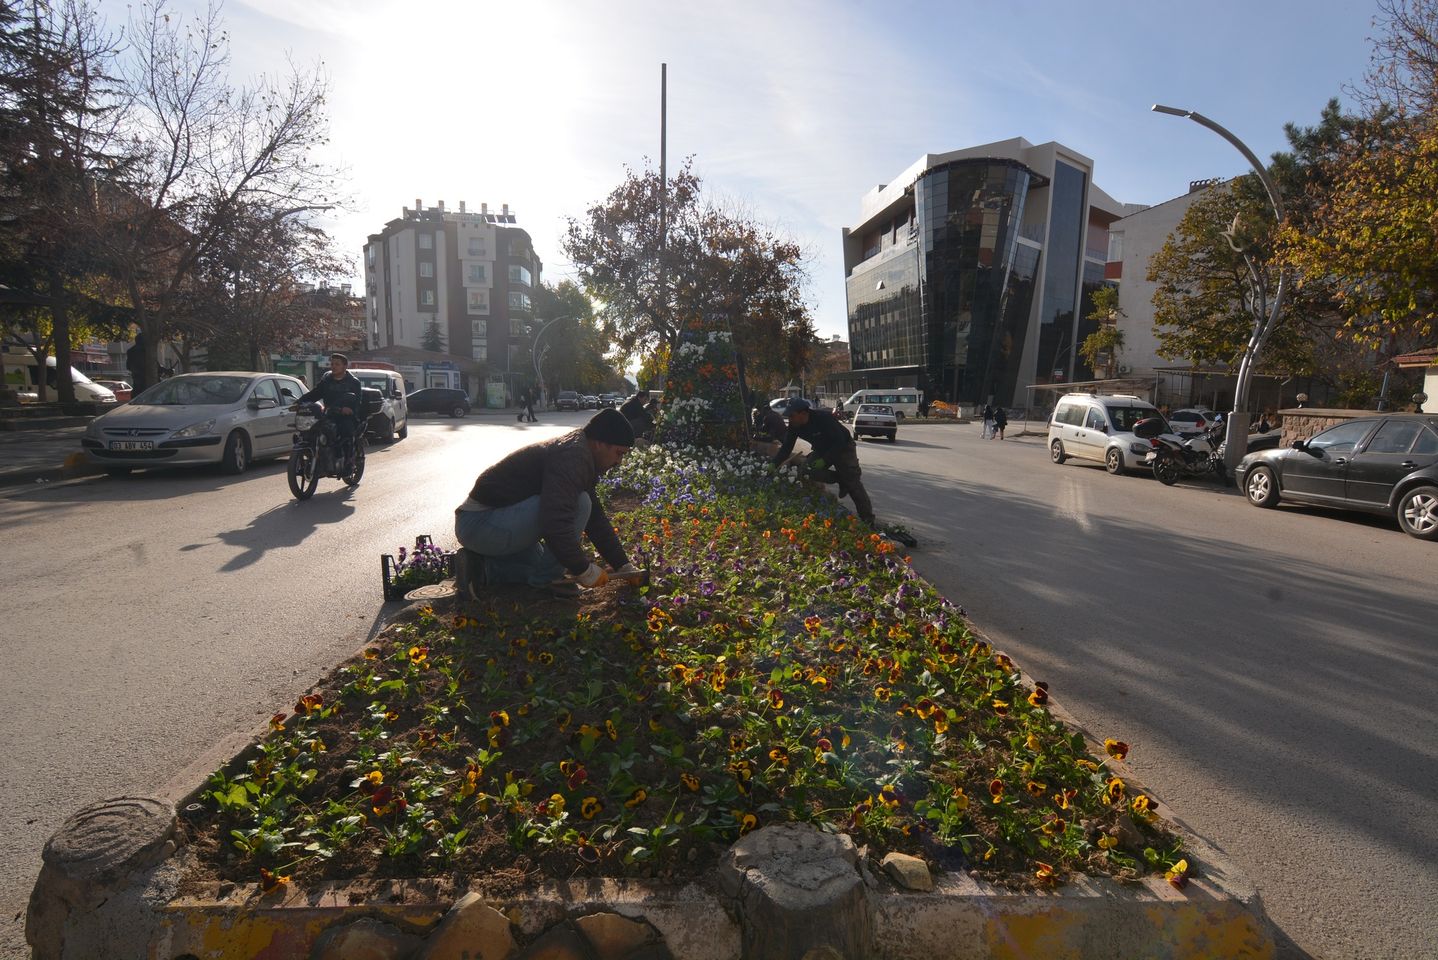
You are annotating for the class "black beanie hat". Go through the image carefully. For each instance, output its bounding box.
[583,407,635,447]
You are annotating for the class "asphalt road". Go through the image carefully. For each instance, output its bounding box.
[862,422,1437,960]
[0,413,579,958]
[0,415,1433,959]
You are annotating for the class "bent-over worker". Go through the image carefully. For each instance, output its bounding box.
[454,408,641,599]
[771,398,876,526]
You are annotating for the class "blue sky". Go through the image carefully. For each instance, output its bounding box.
[145,0,1379,340]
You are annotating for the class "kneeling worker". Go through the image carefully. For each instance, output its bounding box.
[454,408,641,598]
[771,398,876,526]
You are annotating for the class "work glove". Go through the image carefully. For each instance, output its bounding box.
[576,563,608,588]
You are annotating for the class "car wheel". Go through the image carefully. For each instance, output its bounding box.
[887,432,897,442]
[219,431,249,475]
[382,416,396,443]
[894,411,905,420]
[106,466,133,477]
[1105,447,1125,475]
[451,404,467,418]
[1245,465,1280,507]
[287,447,319,500]
[397,418,408,440]
[1396,485,1438,540]
[1050,440,1066,464]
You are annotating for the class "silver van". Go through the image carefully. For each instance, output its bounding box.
[1047,393,1168,475]
[352,366,408,442]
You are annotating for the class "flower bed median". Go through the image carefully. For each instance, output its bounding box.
[188,444,1190,896]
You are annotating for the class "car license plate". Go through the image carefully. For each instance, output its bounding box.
[109,440,153,451]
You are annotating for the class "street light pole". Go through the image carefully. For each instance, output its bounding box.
[1151,105,1287,476]
[531,316,572,401]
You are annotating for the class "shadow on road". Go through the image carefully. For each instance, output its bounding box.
[877,463,1437,956]
[182,491,358,571]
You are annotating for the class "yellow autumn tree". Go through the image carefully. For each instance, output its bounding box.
[1279,120,1438,348]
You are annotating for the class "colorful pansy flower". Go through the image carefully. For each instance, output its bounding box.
[605,719,619,741]
[680,773,700,792]
[1165,858,1190,888]
[1025,780,1048,797]
[1105,778,1126,804]
[259,868,290,893]
[408,645,427,664]
[269,713,287,731]
[580,796,604,820]
[1035,861,1056,882]
[989,779,1005,801]
[1104,739,1129,761]
[1028,682,1050,706]
[952,787,970,811]
[625,788,648,808]
[295,693,323,715]
[1097,833,1119,850]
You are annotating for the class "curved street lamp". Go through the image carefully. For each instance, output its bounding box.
[1152,105,1287,474]
[531,316,572,403]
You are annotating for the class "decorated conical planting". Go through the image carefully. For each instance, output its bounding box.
[656,318,748,450]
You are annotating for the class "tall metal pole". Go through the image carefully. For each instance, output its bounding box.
[1152,105,1287,476]
[659,63,668,362]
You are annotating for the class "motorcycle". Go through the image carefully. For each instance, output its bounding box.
[1134,417,1226,486]
[287,401,368,499]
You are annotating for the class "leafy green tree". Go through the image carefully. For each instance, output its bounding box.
[0,0,132,401]
[420,317,446,353]
[1079,285,1125,379]
[531,280,617,394]
[562,158,815,388]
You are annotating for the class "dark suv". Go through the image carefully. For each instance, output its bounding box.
[555,390,581,411]
[406,387,472,418]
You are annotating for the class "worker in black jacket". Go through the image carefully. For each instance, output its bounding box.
[771,398,875,526]
[297,353,363,469]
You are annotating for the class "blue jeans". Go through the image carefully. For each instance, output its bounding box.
[454,493,590,587]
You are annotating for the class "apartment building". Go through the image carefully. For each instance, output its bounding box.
[363,200,541,403]
[841,138,1133,410]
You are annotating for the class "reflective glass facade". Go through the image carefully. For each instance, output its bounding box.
[1033,160,1087,383]
[846,160,1040,405]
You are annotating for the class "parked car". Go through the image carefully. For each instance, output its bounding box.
[1234,414,1438,539]
[582,394,600,410]
[1048,393,1170,475]
[93,379,133,402]
[406,387,471,418]
[351,367,408,441]
[770,397,807,416]
[598,392,622,408]
[852,403,898,442]
[80,372,306,476]
[1168,407,1221,435]
[555,390,581,411]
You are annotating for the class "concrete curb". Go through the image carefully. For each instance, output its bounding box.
[0,451,104,489]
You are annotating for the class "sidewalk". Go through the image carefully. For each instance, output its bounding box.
[0,425,99,488]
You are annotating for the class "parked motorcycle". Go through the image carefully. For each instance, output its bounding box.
[1134,417,1226,486]
[286,401,368,499]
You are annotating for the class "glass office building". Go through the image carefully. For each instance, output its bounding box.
[842,139,1124,408]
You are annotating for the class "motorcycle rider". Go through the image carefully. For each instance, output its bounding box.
[296,353,363,472]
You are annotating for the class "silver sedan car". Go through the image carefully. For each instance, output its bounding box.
[81,372,306,476]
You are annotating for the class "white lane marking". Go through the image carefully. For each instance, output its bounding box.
[1057,476,1093,533]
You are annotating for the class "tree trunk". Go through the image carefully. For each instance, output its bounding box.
[49,270,76,405]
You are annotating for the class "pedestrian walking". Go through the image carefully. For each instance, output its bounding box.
[992,405,1007,440]
[524,387,538,422]
[980,403,993,439]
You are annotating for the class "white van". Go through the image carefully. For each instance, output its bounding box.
[5,355,117,404]
[1047,393,1167,475]
[351,365,409,442]
[843,388,922,419]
